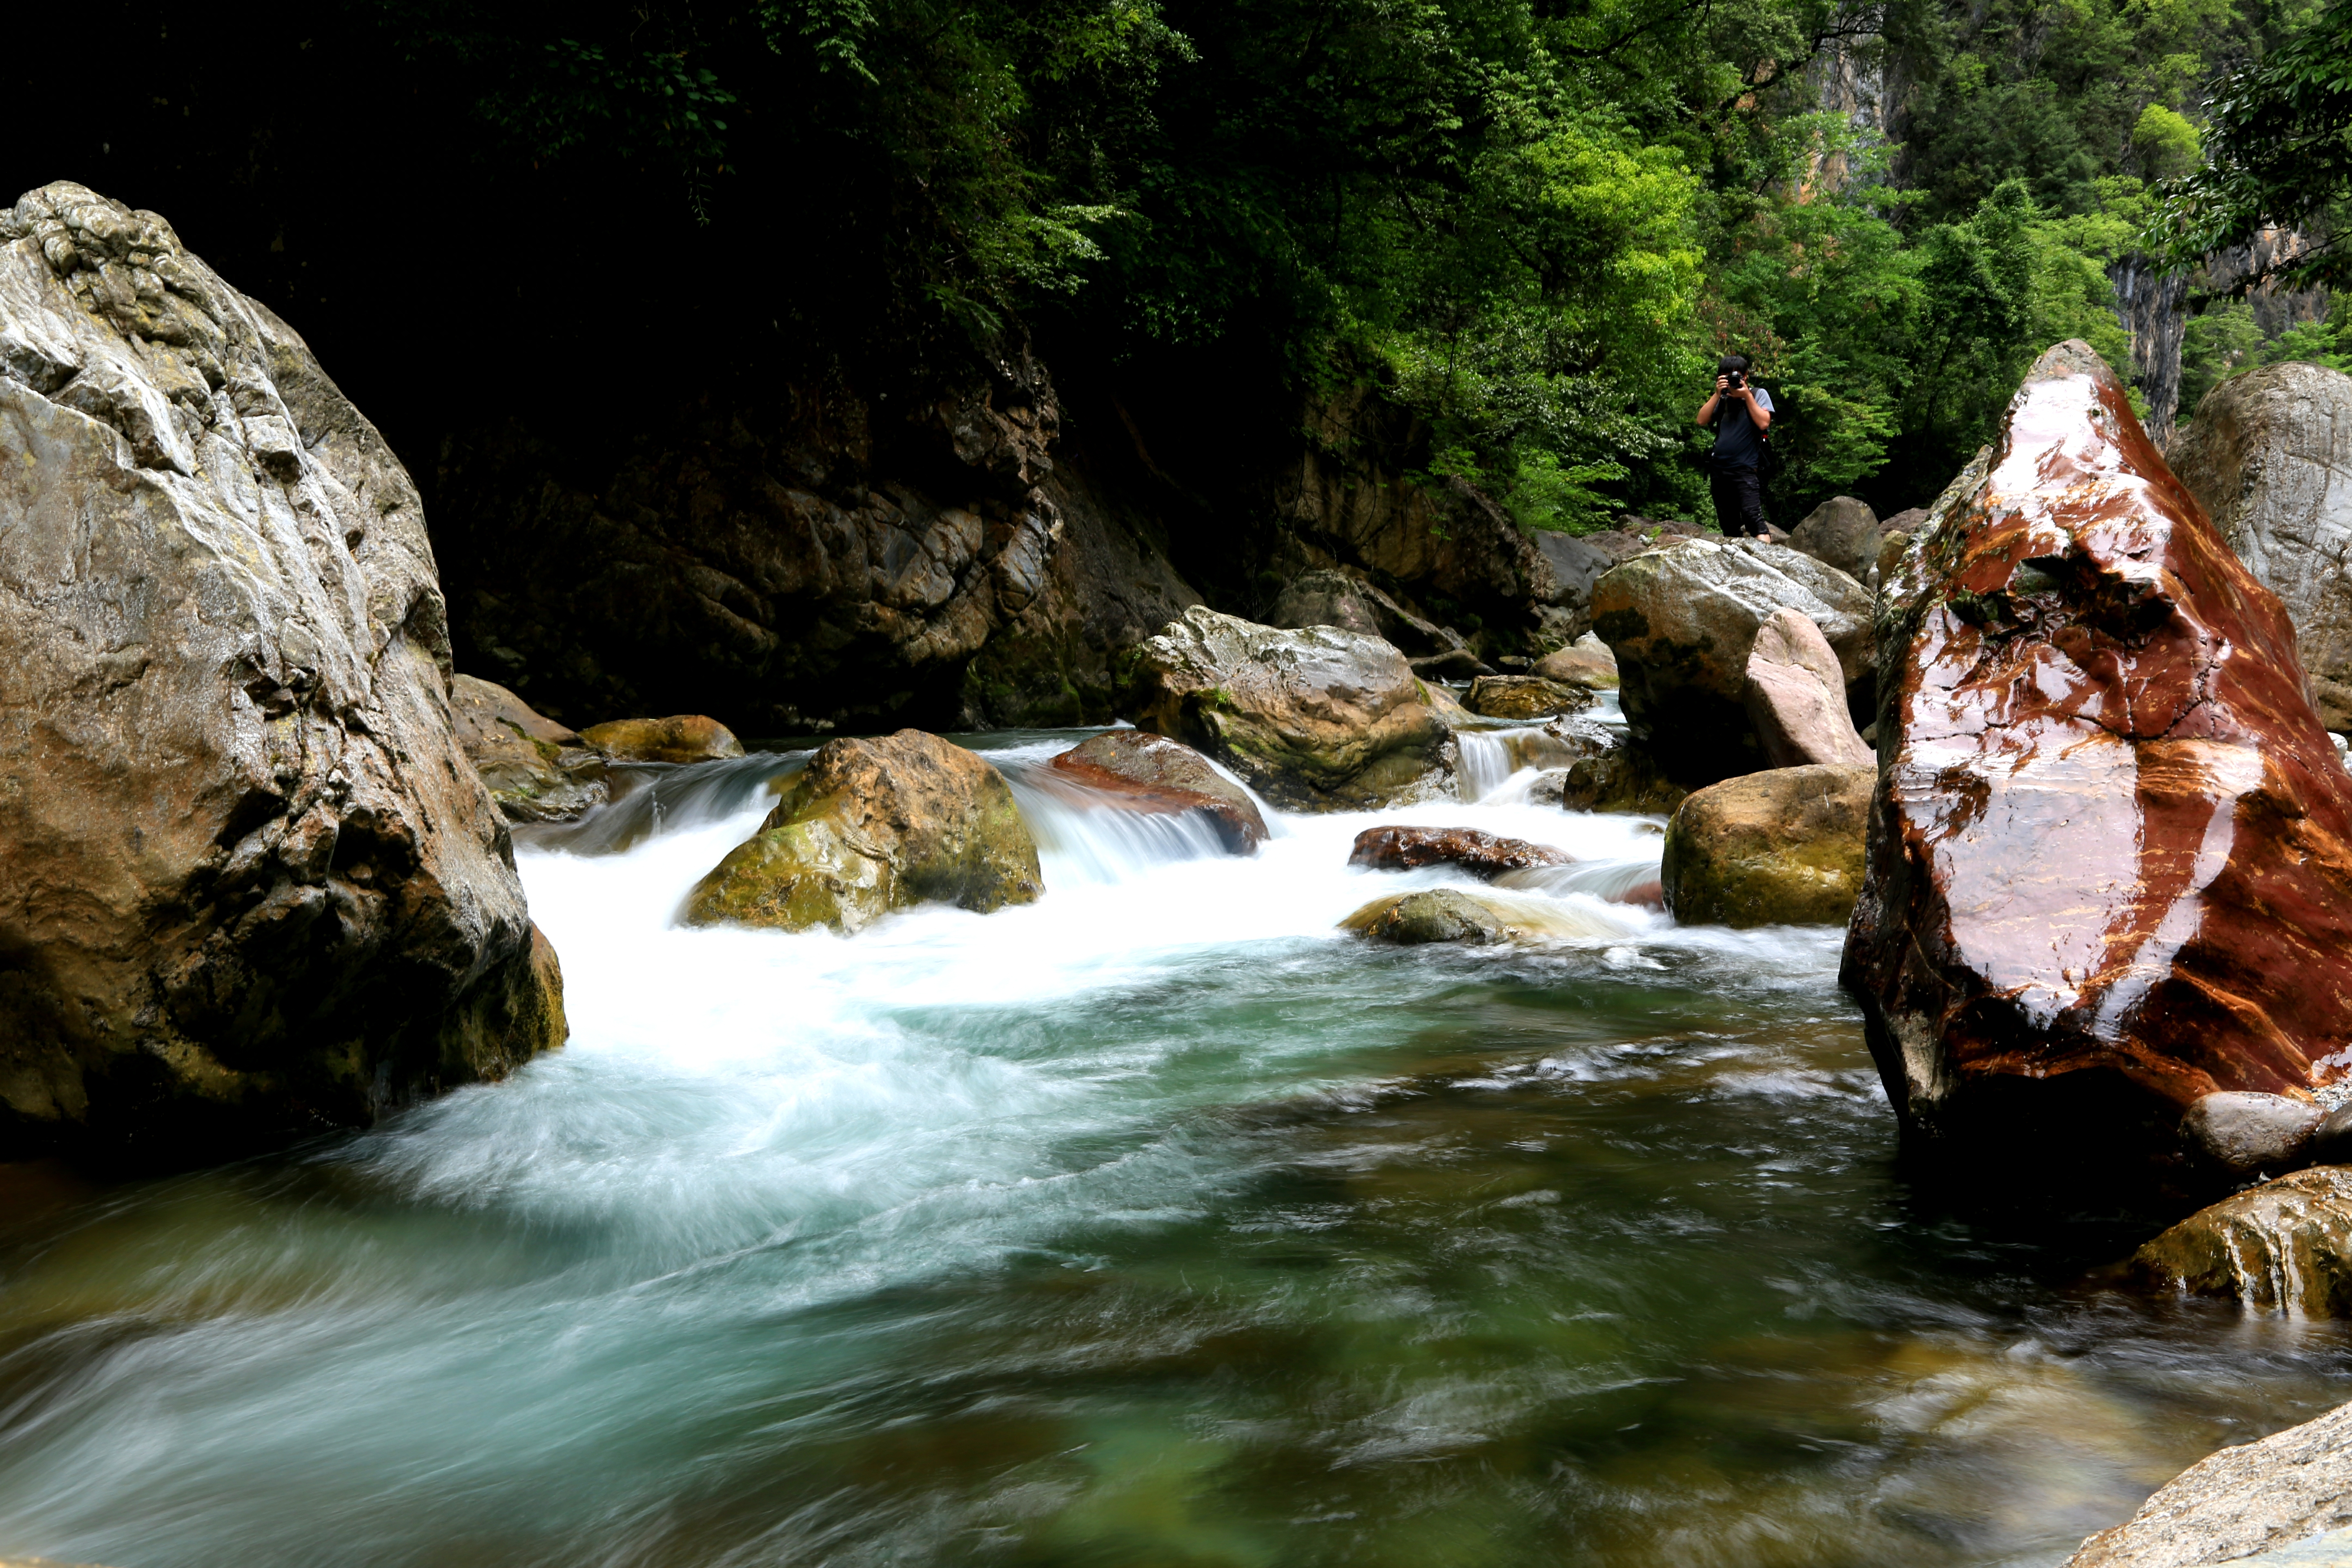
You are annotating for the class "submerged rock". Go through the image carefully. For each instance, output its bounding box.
[579,714,746,765]
[1662,764,1873,927]
[1043,728,1267,853]
[1348,825,1573,879]
[1465,674,1591,721]
[451,675,608,822]
[1589,537,1873,784]
[1341,886,1633,946]
[1743,608,1873,768]
[2066,1396,2352,1566]
[1843,341,2352,1190]
[1787,495,1881,584]
[683,730,1040,931]
[2172,361,2352,733]
[1128,606,1454,811]
[0,181,566,1163]
[2125,1166,2352,1317]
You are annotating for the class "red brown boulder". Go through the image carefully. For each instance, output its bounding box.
[1841,341,2352,1188]
[1044,729,1269,853]
[1348,825,1573,879]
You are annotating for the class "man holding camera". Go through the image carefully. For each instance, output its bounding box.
[1695,354,1775,539]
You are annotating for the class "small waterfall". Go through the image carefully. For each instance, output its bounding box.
[522,753,806,856]
[1496,860,1665,906]
[1455,724,1606,803]
[1001,764,1238,886]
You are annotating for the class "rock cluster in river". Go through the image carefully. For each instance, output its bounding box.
[684,729,1040,931]
[1128,606,1454,810]
[0,181,566,1163]
[1042,728,1267,853]
[1842,339,2352,1189]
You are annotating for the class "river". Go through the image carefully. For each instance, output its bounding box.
[0,729,2346,1568]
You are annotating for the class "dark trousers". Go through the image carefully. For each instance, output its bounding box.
[1710,462,1769,538]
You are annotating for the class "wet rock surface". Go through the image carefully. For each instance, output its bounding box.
[2171,361,2352,733]
[1841,341,2352,1189]
[684,730,1040,932]
[1589,537,1873,784]
[2067,1396,2352,1566]
[1555,743,1690,815]
[1531,633,1619,690]
[1744,607,1873,768]
[0,181,567,1165]
[1127,606,1454,811]
[451,675,608,822]
[2125,1166,2352,1316]
[1339,886,1630,946]
[1788,495,1881,583]
[1043,728,1267,853]
[1348,825,1572,879]
[1464,674,1591,721]
[1662,764,1873,927]
[578,714,746,765]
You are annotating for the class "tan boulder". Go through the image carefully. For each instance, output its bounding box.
[683,730,1040,931]
[1662,764,1873,926]
[1128,606,1453,811]
[1531,633,1619,689]
[580,713,746,764]
[1341,886,1633,946]
[2123,1165,2352,1316]
[1742,608,1872,767]
[450,675,608,822]
[1465,674,1592,720]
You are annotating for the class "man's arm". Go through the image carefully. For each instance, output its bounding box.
[1695,374,1729,427]
[1742,386,1772,434]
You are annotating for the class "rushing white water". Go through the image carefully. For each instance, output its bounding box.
[4,729,2349,1568]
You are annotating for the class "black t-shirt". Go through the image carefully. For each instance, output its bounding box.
[1711,387,1775,469]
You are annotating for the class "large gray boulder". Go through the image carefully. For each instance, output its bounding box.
[1786,495,1880,583]
[1588,538,1873,783]
[1128,606,1454,810]
[0,181,567,1164]
[2172,361,2352,732]
[2067,1398,2352,1566]
[1743,608,1872,767]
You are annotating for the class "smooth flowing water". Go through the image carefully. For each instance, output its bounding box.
[2,731,2348,1568]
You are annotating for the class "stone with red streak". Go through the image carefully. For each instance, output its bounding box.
[1348,825,1573,879]
[1840,340,2352,1192]
[1043,729,1267,853]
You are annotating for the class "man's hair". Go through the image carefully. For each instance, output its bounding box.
[1717,353,1751,376]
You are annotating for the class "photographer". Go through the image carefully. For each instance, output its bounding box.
[1694,354,1775,539]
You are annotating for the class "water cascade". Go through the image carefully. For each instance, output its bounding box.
[0,731,2346,1568]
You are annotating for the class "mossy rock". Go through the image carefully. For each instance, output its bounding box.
[1661,764,1873,927]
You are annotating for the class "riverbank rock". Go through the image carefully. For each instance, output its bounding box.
[1532,633,1619,690]
[1127,606,1454,811]
[1841,341,2352,1190]
[1044,728,1267,853]
[451,675,608,822]
[2171,361,2352,733]
[1465,674,1590,720]
[0,181,566,1165]
[578,714,745,764]
[2065,1398,2352,1566]
[1662,764,1873,927]
[1349,825,1572,879]
[1788,496,1881,583]
[2125,1167,2352,1317]
[683,730,1040,931]
[1589,538,1873,784]
[1744,608,1872,768]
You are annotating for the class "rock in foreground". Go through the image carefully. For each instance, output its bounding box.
[579,714,745,764]
[684,730,1040,931]
[1743,608,1873,768]
[1841,341,2352,1187]
[0,181,566,1164]
[2171,361,2352,733]
[1128,606,1453,811]
[1044,728,1267,852]
[450,675,608,822]
[1341,887,1634,946]
[2125,1166,2352,1317]
[1348,825,1572,879]
[2066,1399,2352,1566]
[1589,538,1872,784]
[1662,765,1872,927]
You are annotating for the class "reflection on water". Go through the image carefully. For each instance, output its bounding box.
[0,732,2345,1568]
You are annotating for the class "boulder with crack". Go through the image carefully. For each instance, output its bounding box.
[0,181,566,1165]
[1127,606,1455,811]
[1842,341,2352,1194]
